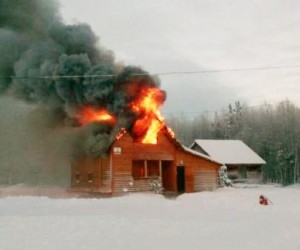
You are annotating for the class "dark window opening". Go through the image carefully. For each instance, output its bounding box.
[132,160,160,179]
[132,160,146,179]
[238,166,247,178]
[148,160,159,177]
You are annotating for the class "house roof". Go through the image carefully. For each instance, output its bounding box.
[190,140,266,165]
[113,126,222,165]
[158,127,222,165]
[158,128,223,165]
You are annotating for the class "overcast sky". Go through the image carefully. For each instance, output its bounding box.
[59,0,300,116]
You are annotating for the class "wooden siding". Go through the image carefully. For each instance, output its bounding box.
[161,161,174,191]
[111,133,134,194]
[100,157,111,192]
[111,132,176,194]
[175,150,220,193]
[194,166,218,191]
[71,156,111,193]
[71,157,101,189]
[70,130,221,195]
[227,164,263,183]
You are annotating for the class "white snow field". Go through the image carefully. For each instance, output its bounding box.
[0,184,300,250]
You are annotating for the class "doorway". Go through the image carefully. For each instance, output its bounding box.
[177,166,185,193]
[161,161,173,191]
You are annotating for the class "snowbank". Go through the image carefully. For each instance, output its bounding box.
[0,184,299,250]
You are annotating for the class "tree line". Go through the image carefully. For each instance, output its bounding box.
[166,99,300,186]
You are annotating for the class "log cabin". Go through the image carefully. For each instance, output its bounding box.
[190,140,266,184]
[70,128,222,195]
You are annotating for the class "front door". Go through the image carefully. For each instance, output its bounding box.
[177,166,185,193]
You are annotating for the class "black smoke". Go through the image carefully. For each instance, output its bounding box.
[0,0,166,150]
[0,0,166,186]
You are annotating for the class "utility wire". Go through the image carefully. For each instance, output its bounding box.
[9,65,300,80]
[156,65,300,76]
[162,103,275,117]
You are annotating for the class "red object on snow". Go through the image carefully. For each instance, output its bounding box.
[259,195,268,205]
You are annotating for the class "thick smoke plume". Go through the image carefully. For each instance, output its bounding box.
[0,0,166,186]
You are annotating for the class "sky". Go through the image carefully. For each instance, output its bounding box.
[59,0,300,116]
[1,184,300,250]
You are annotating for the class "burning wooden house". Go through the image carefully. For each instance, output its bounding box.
[71,127,221,195]
[70,87,222,195]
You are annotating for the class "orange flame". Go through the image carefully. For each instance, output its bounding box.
[76,88,175,144]
[131,88,166,144]
[116,127,127,140]
[78,107,116,125]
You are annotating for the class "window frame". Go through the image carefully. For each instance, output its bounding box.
[132,160,161,180]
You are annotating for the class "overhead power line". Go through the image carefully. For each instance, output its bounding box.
[9,65,300,80]
[156,65,300,76]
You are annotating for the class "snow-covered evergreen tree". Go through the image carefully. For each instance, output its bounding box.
[219,165,232,187]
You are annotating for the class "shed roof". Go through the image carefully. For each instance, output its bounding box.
[190,140,266,165]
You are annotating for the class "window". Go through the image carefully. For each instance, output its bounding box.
[132,160,145,179]
[132,160,160,179]
[113,147,122,155]
[148,160,159,177]
[238,166,247,178]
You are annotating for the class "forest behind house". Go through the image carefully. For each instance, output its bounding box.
[166,99,300,186]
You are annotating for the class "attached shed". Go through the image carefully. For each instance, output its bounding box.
[71,129,222,195]
[190,140,266,183]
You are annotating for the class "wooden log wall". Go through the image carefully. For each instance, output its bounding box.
[194,165,219,191]
[71,130,221,195]
[71,156,112,193]
[175,150,219,192]
[227,165,263,184]
[111,132,175,194]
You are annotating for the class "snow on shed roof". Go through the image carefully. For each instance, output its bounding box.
[191,140,266,165]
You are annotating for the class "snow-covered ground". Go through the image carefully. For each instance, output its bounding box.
[0,184,300,250]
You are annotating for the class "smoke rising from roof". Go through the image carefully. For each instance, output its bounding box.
[1,1,164,112]
[0,0,166,186]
